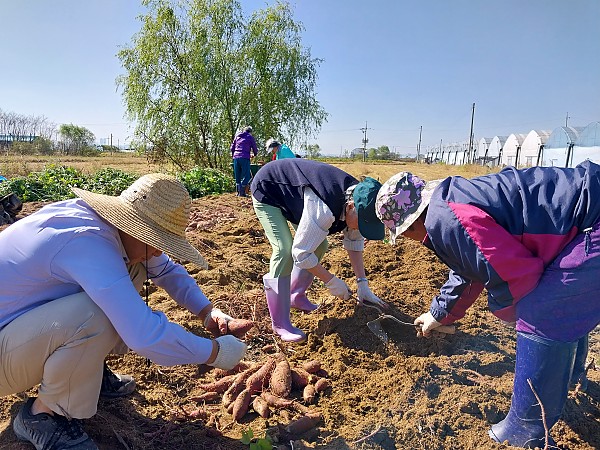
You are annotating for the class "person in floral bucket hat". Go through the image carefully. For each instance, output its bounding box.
[376,165,600,449]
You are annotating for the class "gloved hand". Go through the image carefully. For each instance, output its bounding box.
[203,308,234,336]
[325,276,351,300]
[414,312,442,337]
[208,335,247,370]
[356,279,388,309]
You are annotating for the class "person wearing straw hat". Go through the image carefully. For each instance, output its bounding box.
[250,158,388,343]
[0,173,247,450]
[375,165,600,449]
[230,125,258,197]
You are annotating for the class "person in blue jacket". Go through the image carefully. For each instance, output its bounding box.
[230,126,258,197]
[265,138,296,160]
[375,164,600,449]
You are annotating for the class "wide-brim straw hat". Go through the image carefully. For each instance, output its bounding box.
[72,173,208,269]
[375,172,442,244]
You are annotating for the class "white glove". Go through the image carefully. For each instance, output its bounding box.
[203,308,234,335]
[325,276,351,300]
[208,335,247,370]
[414,312,442,337]
[356,279,387,308]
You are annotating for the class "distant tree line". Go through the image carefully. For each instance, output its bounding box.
[0,109,112,156]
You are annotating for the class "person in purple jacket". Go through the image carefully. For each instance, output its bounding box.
[230,125,258,197]
[375,164,600,449]
[0,174,247,450]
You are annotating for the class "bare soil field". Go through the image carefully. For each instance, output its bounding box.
[0,161,598,450]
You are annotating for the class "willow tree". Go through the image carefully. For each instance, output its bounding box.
[117,0,327,169]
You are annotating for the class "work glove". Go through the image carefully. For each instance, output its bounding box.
[203,308,234,336]
[208,335,247,370]
[414,311,442,337]
[356,279,388,309]
[325,276,351,300]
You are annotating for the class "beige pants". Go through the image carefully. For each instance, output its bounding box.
[0,263,147,418]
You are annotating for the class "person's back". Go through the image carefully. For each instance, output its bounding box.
[231,131,257,159]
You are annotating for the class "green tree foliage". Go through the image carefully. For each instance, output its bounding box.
[367,145,392,160]
[305,143,321,159]
[59,124,96,155]
[117,0,327,170]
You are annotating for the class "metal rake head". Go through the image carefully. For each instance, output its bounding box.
[367,318,389,344]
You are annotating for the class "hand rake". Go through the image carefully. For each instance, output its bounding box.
[360,300,456,344]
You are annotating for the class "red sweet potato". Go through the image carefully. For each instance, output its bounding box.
[189,391,220,403]
[270,360,292,398]
[222,365,261,408]
[284,412,322,435]
[246,357,277,393]
[261,391,293,408]
[198,374,236,394]
[314,378,330,393]
[291,368,314,390]
[252,395,271,418]
[226,319,255,338]
[232,388,252,421]
[303,384,316,404]
[302,360,321,374]
[212,360,251,378]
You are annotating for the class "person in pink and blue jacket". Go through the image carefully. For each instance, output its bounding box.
[375,164,600,449]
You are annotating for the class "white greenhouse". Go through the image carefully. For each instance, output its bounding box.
[521,130,551,167]
[540,126,584,167]
[571,122,600,167]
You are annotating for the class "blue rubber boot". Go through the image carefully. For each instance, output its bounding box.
[489,332,577,448]
[570,334,589,392]
[290,266,319,312]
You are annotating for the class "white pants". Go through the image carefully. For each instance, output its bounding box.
[0,263,148,418]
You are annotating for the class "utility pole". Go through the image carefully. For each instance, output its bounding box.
[467,103,475,164]
[110,133,113,155]
[416,126,422,162]
[360,121,371,162]
[565,112,570,127]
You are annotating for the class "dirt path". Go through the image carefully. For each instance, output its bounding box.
[0,193,598,450]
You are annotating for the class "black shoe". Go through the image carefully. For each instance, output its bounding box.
[100,362,136,398]
[13,397,98,450]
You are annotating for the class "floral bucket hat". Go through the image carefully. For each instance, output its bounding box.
[375,172,442,243]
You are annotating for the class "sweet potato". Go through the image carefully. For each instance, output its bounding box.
[222,365,261,408]
[212,360,251,378]
[303,384,316,404]
[198,374,236,394]
[232,388,252,421]
[315,368,329,378]
[291,367,313,390]
[226,319,255,338]
[189,391,220,403]
[252,395,271,418]
[302,360,321,374]
[314,378,330,393]
[246,357,277,393]
[261,391,293,408]
[270,360,292,398]
[284,412,321,435]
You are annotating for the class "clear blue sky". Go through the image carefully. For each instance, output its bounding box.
[1,0,599,155]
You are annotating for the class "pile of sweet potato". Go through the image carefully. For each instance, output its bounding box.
[191,354,329,437]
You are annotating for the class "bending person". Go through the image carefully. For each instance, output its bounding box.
[251,158,387,343]
[375,166,600,449]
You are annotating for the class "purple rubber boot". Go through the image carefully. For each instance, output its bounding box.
[263,274,307,343]
[290,266,319,312]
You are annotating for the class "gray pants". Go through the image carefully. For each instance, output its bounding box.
[0,263,147,418]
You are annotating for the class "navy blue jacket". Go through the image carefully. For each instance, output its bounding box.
[251,159,358,234]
